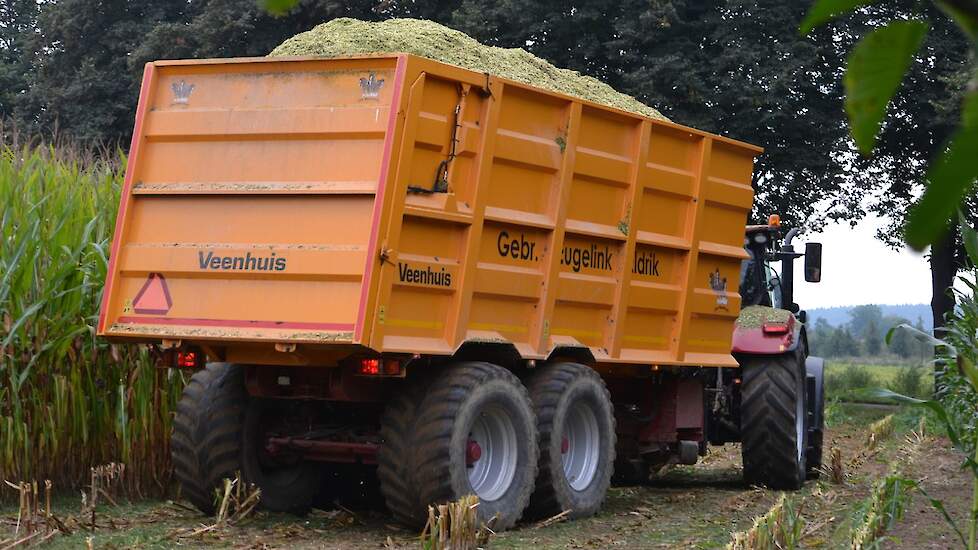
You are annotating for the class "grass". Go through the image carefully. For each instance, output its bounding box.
[0,143,185,498]
[825,361,933,403]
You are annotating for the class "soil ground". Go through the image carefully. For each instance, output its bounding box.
[1,404,970,549]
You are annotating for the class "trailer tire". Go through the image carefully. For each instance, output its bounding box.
[377,380,429,526]
[413,362,538,530]
[171,363,247,515]
[525,363,615,519]
[740,351,808,490]
[240,400,324,515]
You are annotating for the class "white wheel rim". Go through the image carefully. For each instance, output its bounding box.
[562,400,600,492]
[466,403,518,502]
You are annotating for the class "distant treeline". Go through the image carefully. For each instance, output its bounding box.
[808,304,932,361]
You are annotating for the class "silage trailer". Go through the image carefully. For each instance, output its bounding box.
[98,53,825,529]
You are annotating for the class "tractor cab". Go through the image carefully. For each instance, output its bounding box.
[739,215,822,317]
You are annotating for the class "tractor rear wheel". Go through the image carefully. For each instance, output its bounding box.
[171,363,247,514]
[412,362,538,530]
[525,362,616,519]
[739,351,808,490]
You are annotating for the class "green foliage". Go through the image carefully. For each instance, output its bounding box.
[889,364,928,398]
[0,143,184,495]
[826,363,878,397]
[800,0,882,34]
[850,474,918,548]
[802,0,978,251]
[844,20,930,154]
[727,493,805,550]
[906,92,978,248]
[261,0,301,16]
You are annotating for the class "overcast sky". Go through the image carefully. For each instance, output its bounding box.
[792,215,932,309]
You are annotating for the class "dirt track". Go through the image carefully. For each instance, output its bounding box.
[2,405,969,549]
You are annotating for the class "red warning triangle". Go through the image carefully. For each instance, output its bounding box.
[133,272,172,315]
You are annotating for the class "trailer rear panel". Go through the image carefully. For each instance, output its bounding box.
[99,54,760,368]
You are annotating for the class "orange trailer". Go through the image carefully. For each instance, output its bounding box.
[99,54,824,528]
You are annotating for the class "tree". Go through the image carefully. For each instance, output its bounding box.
[809,317,835,356]
[14,0,193,143]
[0,0,38,122]
[131,0,381,71]
[864,317,882,355]
[849,304,884,341]
[862,6,974,332]
[825,325,861,357]
[4,0,382,143]
[802,1,978,253]
[889,324,914,358]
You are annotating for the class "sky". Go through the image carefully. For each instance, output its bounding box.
[792,215,932,309]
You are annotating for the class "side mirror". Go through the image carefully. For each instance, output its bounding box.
[804,242,822,283]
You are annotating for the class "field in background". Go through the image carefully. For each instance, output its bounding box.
[825,361,933,403]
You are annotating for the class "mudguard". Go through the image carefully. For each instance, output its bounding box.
[731,306,802,355]
[804,356,826,474]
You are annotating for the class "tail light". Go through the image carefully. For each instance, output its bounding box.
[175,349,204,369]
[762,322,790,334]
[358,357,403,376]
[359,358,381,375]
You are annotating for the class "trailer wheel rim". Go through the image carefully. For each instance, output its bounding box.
[562,400,600,492]
[466,403,518,502]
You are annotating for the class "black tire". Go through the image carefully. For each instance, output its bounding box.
[240,400,324,514]
[525,363,615,519]
[805,356,826,478]
[377,380,429,526]
[413,362,538,531]
[739,351,808,490]
[171,363,248,515]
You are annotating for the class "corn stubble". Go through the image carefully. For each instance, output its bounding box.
[419,495,495,550]
[0,143,185,498]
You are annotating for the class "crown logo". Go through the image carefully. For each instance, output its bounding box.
[171,80,194,105]
[359,73,384,100]
[709,268,729,310]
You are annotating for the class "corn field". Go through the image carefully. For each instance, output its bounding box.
[0,143,185,498]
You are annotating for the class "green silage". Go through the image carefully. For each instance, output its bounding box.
[269,18,668,121]
[736,305,793,329]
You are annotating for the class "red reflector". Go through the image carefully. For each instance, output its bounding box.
[360,358,381,375]
[383,359,401,375]
[176,351,199,369]
[762,322,790,334]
